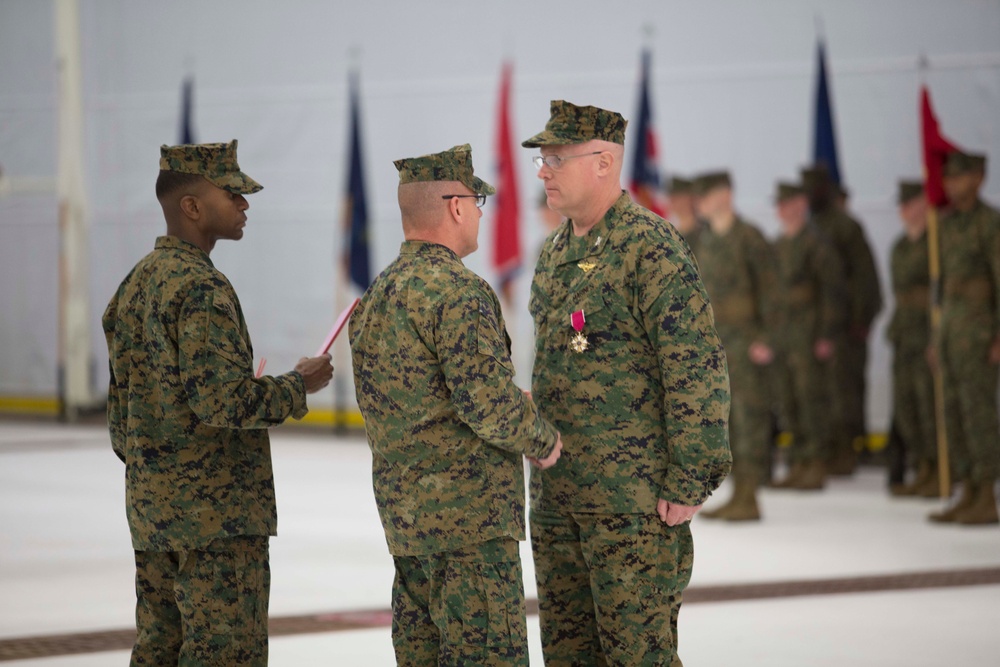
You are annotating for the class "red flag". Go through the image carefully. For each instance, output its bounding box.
[493,62,521,304]
[920,85,959,208]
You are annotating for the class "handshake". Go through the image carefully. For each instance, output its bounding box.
[523,389,563,470]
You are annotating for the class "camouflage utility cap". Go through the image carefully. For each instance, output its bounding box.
[775,181,806,203]
[943,151,987,177]
[521,100,627,148]
[393,143,495,196]
[159,139,262,194]
[898,180,925,204]
[666,176,693,195]
[800,164,832,190]
[692,171,732,196]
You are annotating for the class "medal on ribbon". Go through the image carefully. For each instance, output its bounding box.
[569,309,588,353]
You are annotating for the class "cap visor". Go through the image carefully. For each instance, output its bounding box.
[520,130,580,149]
[214,172,263,194]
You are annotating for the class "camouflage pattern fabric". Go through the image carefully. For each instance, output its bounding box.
[393,143,495,195]
[695,217,778,475]
[887,231,937,464]
[391,537,527,666]
[349,240,558,557]
[159,140,262,194]
[772,225,845,462]
[811,206,883,449]
[103,236,308,551]
[530,510,692,667]
[938,199,1000,483]
[529,191,731,514]
[521,99,627,148]
[131,536,269,666]
[528,191,728,665]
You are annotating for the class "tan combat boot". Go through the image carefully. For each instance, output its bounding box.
[791,460,826,491]
[915,463,942,498]
[928,481,976,523]
[722,472,762,522]
[893,460,932,497]
[828,440,858,476]
[955,483,999,526]
[771,462,805,489]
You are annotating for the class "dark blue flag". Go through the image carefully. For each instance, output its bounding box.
[342,71,371,291]
[179,76,195,145]
[812,40,842,185]
[628,49,666,216]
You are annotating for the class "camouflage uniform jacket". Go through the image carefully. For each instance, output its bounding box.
[695,215,778,345]
[349,240,558,557]
[887,231,931,353]
[103,236,307,551]
[772,225,845,348]
[939,199,1000,342]
[812,207,883,329]
[529,191,731,513]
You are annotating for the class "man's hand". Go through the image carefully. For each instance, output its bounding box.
[295,354,334,394]
[748,341,774,366]
[529,434,562,469]
[656,498,702,526]
[814,338,834,361]
[989,336,1000,365]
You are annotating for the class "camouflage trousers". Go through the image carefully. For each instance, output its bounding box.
[831,332,869,444]
[893,343,937,464]
[391,537,528,666]
[530,510,694,667]
[775,344,833,463]
[941,330,1000,483]
[131,535,269,667]
[719,327,774,476]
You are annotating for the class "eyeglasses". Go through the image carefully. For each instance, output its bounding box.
[441,194,487,208]
[533,152,602,171]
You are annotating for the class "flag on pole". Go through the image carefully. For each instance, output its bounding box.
[812,39,842,185]
[492,62,521,305]
[628,49,667,216]
[179,76,195,145]
[341,70,371,291]
[920,85,959,208]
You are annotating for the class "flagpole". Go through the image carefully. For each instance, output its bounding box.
[918,59,951,499]
[926,202,950,498]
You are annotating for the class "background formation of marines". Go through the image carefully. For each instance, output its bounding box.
[670,147,999,528]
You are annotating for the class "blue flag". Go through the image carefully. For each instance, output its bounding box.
[342,71,371,291]
[628,49,666,216]
[812,39,842,185]
[179,76,195,145]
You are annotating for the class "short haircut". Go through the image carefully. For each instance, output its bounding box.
[155,170,207,201]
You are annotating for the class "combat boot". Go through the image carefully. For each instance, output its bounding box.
[771,462,805,489]
[722,472,761,522]
[899,460,933,496]
[915,463,943,498]
[791,460,826,491]
[928,481,976,523]
[955,483,999,526]
[828,441,857,476]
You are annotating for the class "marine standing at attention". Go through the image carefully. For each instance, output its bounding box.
[524,100,731,666]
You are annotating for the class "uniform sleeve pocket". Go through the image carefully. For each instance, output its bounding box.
[476,299,515,372]
[207,293,251,369]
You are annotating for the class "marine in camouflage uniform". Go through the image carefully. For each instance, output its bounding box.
[103,140,333,666]
[886,181,939,497]
[524,100,731,666]
[665,175,705,254]
[770,182,845,490]
[929,151,1000,525]
[802,165,883,474]
[348,144,561,666]
[691,171,778,521]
